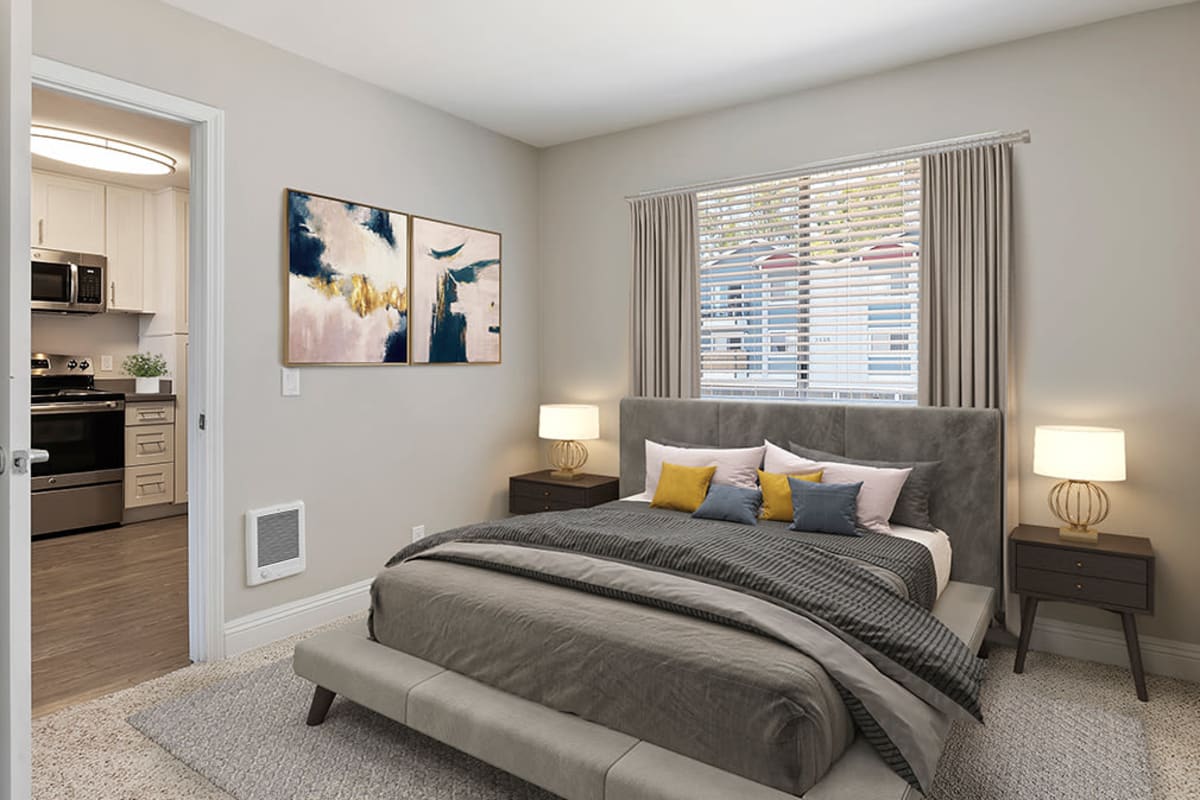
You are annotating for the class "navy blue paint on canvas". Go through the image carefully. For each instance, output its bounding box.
[430,243,465,260]
[288,192,336,280]
[448,258,500,284]
[429,273,467,362]
[383,315,408,363]
[363,208,396,248]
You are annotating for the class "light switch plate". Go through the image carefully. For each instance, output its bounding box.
[100,355,113,372]
[412,525,425,542]
[281,367,300,397]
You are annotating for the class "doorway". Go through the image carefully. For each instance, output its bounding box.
[25,61,225,692]
[29,85,194,713]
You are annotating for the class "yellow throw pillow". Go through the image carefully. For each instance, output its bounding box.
[650,462,718,513]
[758,469,824,521]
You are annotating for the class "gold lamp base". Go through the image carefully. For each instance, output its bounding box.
[1048,479,1109,543]
[549,439,588,480]
[1057,525,1099,543]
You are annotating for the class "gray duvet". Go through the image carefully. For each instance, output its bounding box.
[369,503,982,795]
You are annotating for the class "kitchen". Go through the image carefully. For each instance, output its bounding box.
[29,86,192,715]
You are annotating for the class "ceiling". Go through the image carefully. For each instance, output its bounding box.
[32,86,190,190]
[161,0,1187,147]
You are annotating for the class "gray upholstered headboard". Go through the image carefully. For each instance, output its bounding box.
[619,397,1003,596]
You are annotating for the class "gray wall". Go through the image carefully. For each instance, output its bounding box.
[538,4,1200,645]
[33,0,543,620]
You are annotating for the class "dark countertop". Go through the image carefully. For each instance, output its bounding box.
[96,378,176,402]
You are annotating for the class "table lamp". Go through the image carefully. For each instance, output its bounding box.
[1033,425,1126,543]
[539,404,600,480]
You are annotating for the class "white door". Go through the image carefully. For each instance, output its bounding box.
[2,0,34,796]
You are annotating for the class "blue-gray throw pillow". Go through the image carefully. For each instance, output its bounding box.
[787,478,863,537]
[692,484,762,526]
[787,442,940,531]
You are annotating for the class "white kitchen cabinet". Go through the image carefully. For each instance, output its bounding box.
[104,185,149,312]
[141,188,189,336]
[31,171,107,254]
[174,336,188,504]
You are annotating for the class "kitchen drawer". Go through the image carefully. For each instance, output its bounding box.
[509,495,580,515]
[125,423,175,467]
[1015,566,1149,611]
[125,464,175,508]
[510,478,591,506]
[126,401,175,426]
[1015,543,1146,584]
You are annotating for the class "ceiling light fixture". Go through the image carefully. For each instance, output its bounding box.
[31,125,176,176]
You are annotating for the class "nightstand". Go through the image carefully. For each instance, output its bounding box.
[1011,523,1155,700]
[509,470,620,515]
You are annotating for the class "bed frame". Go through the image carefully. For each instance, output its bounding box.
[294,398,1002,799]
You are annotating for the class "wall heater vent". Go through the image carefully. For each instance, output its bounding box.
[246,501,306,586]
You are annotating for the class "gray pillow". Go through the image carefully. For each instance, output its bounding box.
[787,443,940,531]
[692,485,762,526]
[787,479,862,537]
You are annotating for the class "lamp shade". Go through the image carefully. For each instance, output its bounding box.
[539,404,599,441]
[1033,425,1126,482]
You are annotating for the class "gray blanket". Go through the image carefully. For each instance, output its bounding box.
[376,503,984,792]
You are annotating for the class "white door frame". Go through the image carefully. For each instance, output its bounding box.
[30,57,227,663]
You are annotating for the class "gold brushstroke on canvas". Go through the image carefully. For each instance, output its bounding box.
[307,274,407,318]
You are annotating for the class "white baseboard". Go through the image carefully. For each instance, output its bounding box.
[224,578,373,657]
[1028,617,1200,683]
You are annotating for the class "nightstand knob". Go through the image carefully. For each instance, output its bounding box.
[543,490,550,497]
[1075,583,1084,591]
[1075,561,1084,569]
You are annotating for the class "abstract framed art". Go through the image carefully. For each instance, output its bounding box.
[285,189,410,365]
[409,216,502,364]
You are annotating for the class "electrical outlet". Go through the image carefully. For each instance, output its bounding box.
[281,366,300,397]
[412,524,426,542]
[100,354,113,372]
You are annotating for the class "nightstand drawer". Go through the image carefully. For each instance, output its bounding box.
[510,479,590,506]
[509,495,579,515]
[1015,567,1149,610]
[1015,543,1146,584]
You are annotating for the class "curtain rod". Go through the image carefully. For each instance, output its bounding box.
[625,129,1030,201]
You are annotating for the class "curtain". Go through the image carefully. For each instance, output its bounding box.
[918,144,1012,409]
[630,192,700,398]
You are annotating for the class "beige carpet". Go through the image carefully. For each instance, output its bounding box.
[34,616,1200,800]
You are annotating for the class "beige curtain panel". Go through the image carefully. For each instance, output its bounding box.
[630,192,700,398]
[918,144,1013,409]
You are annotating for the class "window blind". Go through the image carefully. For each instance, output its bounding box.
[697,159,920,403]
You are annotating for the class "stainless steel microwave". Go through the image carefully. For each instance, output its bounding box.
[32,248,107,314]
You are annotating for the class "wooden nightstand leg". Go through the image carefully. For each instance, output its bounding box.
[1014,595,1039,674]
[1120,612,1149,702]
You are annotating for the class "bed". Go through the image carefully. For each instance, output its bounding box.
[294,397,1002,799]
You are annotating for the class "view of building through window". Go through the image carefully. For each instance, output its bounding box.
[697,159,921,403]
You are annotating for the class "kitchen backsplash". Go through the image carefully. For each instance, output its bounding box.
[32,312,142,375]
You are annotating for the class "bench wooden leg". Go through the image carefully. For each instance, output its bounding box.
[306,685,336,725]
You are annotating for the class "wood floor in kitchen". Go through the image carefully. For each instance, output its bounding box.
[32,514,190,717]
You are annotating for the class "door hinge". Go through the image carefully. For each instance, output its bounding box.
[198,413,206,431]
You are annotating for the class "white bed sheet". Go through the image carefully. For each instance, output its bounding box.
[618,492,952,598]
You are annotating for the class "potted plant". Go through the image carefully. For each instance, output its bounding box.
[123,352,169,394]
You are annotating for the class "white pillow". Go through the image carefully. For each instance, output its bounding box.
[763,441,911,535]
[644,441,765,496]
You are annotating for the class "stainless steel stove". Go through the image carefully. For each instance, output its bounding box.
[31,353,125,536]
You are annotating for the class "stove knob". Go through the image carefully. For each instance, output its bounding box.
[79,360,90,370]
[66,360,78,369]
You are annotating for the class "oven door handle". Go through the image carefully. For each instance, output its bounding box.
[31,400,125,415]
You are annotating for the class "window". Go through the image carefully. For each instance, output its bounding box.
[697,159,920,403]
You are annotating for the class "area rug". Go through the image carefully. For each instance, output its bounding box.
[130,650,1153,800]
